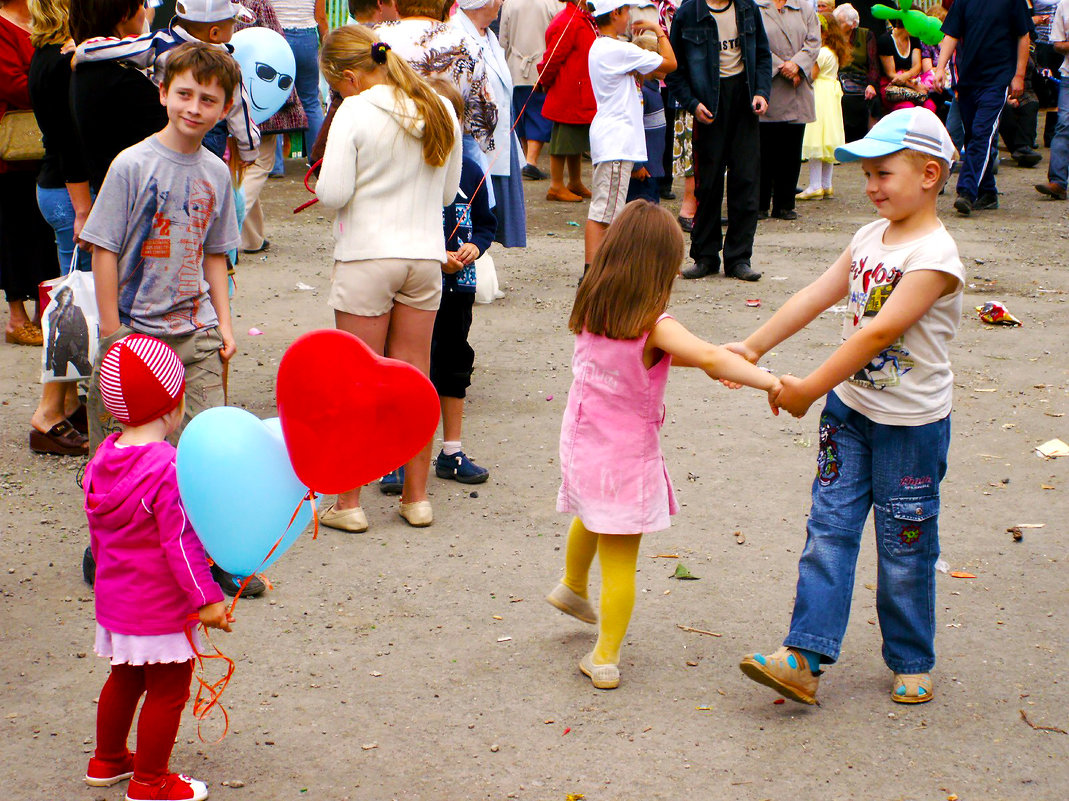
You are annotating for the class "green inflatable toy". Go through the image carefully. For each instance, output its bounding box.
[871,0,945,47]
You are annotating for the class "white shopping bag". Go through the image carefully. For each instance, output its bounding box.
[474,252,505,305]
[40,259,99,383]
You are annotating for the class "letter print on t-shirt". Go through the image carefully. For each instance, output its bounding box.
[846,254,915,390]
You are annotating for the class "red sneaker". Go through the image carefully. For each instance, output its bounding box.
[85,752,135,786]
[125,773,208,801]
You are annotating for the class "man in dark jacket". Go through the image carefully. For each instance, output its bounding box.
[667,0,772,281]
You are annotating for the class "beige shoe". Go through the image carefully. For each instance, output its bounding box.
[739,646,820,705]
[318,503,368,533]
[546,582,597,624]
[579,651,620,689]
[823,187,834,199]
[399,500,433,527]
[891,672,933,704]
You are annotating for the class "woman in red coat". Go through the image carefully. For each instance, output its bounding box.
[537,0,597,202]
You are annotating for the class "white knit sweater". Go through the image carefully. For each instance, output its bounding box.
[316,84,463,263]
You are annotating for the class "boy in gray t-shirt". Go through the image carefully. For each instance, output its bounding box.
[82,42,241,455]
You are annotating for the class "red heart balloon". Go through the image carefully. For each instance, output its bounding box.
[276,330,440,494]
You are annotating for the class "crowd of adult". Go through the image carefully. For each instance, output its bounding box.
[0,0,1058,461]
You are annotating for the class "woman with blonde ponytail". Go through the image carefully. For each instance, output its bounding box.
[316,23,462,532]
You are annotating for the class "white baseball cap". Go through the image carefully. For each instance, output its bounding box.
[588,0,632,16]
[175,0,255,24]
[834,107,957,165]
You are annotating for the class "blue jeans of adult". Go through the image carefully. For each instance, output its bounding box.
[283,27,324,162]
[36,186,91,274]
[1047,76,1069,187]
[955,83,1007,201]
[784,391,950,674]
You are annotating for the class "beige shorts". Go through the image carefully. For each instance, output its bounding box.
[588,160,634,225]
[329,257,443,316]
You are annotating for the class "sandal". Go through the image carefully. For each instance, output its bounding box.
[29,419,88,456]
[739,646,820,705]
[579,651,620,689]
[6,321,43,346]
[891,672,933,704]
[67,403,88,435]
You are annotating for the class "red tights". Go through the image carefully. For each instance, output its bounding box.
[95,660,194,783]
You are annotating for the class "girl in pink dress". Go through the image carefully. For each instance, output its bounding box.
[546,200,781,690]
[84,334,233,801]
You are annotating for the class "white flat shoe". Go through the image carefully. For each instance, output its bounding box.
[399,500,433,527]
[579,651,620,689]
[546,582,597,624]
[318,503,368,532]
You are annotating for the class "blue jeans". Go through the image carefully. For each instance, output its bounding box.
[283,27,324,161]
[784,392,950,674]
[36,185,91,274]
[1048,76,1069,187]
[955,83,1007,200]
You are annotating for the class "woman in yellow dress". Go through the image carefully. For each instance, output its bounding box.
[798,12,852,200]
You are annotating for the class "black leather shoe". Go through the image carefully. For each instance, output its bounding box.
[521,164,546,180]
[211,563,266,598]
[771,209,798,220]
[954,194,973,216]
[660,186,677,200]
[682,259,719,279]
[1013,149,1042,168]
[757,210,769,221]
[726,262,762,282]
[973,192,999,210]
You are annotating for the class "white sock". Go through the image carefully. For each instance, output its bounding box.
[806,161,822,193]
[443,440,462,456]
[821,160,834,190]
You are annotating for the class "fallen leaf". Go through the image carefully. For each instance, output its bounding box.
[773,698,785,705]
[672,563,699,580]
[950,571,976,579]
[649,554,679,559]
[361,743,378,750]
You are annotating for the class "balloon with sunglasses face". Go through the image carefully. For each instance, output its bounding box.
[229,27,296,124]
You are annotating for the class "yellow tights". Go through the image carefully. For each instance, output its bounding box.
[561,517,642,666]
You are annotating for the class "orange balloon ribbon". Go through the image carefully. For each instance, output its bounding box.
[185,490,319,742]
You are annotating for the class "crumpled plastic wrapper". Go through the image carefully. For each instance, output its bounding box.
[976,301,1022,326]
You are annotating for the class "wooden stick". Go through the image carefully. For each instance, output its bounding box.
[1020,709,1067,735]
[677,624,722,637]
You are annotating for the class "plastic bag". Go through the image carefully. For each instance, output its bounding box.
[40,265,99,382]
[474,252,504,305]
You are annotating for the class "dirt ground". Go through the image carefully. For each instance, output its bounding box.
[2,149,1068,801]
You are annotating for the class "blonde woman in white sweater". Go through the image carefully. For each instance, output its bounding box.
[316,25,463,531]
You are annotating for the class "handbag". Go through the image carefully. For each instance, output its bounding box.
[0,109,45,161]
[40,255,100,383]
[883,84,928,106]
[838,72,869,96]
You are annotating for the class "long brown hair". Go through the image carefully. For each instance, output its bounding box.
[320,25,456,167]
[821,12,853,68]
[569,200,684,340]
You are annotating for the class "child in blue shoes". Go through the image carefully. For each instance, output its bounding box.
[380,82,495,495]
[732,108,964,706]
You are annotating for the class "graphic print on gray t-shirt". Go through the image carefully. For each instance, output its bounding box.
[80,136,240,337]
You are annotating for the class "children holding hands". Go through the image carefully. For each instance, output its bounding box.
[84,334,232,801]
[734,108,963,705]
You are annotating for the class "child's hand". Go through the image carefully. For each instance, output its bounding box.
[199,601,234,632]
[631,19,660,34]
[443,253,465,274]
[455,242,480,265]
[766,377,782,416]
[775,375,815,419]
[219,333,237,363]
[724,341,760,364]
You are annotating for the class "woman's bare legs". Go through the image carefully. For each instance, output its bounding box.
[332,308,390,511]
[384,302,437,504]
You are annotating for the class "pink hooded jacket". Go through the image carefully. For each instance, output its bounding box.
[85,434,223,636]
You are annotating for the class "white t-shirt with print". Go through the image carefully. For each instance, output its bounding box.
[834,218,964,426]
[710,0,743,77]
[588,37,664,164]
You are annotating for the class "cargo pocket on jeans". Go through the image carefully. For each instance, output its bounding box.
[879,495,939,557]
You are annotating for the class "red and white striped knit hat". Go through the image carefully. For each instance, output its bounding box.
[98,335,185,426]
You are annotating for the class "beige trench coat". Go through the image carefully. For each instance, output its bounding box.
[756,0,821,123]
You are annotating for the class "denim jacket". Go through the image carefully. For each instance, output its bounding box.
[666,0,773,117]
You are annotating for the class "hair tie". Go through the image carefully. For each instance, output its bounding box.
[371,42,391,65]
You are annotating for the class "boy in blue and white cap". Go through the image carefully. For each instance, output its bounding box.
[74,0,261,162]
[731,107,964,707]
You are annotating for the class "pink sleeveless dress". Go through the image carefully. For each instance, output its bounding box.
[557,314,678,534]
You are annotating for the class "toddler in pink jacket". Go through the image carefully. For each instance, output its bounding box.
[84,334,232,801]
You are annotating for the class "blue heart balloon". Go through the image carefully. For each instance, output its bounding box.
[230,28,297,124]
[176,407,312,576]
